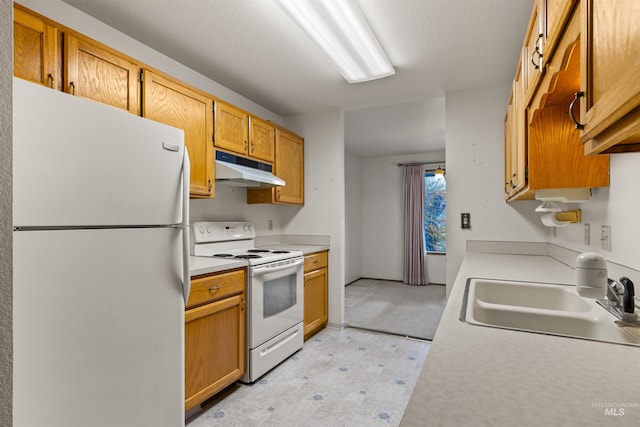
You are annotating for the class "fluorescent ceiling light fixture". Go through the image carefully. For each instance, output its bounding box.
[273,0,395,83]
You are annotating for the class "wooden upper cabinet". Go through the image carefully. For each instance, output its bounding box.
[506,0,609,201]
[580,0,640,154]
[249,116,275,163]
[13,6,61,90]
[65,33,140,114]
[214,101,249,155]
[274,128,304,204]
[215,101,276,163]
[141,69,214,198]
[247,128,304,205]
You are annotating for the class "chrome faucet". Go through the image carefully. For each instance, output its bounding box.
[597,277,640,326]
[606,278,625,310]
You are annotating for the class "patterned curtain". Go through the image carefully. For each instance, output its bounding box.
[403,164,426,285]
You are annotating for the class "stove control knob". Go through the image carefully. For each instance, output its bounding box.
[243,225,250,232]
[199,226,204,235]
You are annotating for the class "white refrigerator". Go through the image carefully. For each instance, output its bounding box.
[13,78,190,427]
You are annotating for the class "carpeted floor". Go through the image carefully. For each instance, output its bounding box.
[345,279,446,341]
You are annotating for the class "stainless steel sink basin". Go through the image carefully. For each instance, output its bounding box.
[461,278,640,347]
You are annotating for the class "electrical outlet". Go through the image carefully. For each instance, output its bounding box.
[601,225,611,251]
[584,223,590,246]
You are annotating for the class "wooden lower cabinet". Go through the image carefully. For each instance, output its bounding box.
[303,251,328,340]
[185,269,246,412]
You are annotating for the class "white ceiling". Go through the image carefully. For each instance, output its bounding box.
[61,0,534,158]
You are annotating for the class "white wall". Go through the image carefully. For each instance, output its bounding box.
[281,110,346,326]
[345,150,362,284]
[426,254,446,284]
[445,82,547,296]
[551,153,640,270]
[1,0,12,422]
[190,186,283,236]
[359,151,445,282]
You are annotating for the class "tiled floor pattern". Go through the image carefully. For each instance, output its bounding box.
[186,327,430,426]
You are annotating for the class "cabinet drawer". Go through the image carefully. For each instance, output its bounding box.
[304,251,328,273]
[187,268,245,308]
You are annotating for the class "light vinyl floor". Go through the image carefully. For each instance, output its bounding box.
[186,327,430,427]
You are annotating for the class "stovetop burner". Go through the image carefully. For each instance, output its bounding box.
[192,221,304,265]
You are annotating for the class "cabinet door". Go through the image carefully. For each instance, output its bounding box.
[581,0,640,153]
[249,116,275,163]
[274,129,305,205]
[512,59,527,196]
[65,34,139,114]
[504,91,515,198]
[214,101,248,155]
[505,59,527,199]
[523,0,543,99]
[142,69,214,198]
[542,0,576,55]
[185,293,245,412]
[303,267,328,340]
[13,7,60,89]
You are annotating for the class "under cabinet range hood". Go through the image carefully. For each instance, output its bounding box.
[215,151,285,188]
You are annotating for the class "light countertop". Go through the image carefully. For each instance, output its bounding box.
[256,242,329,255]
[189,256,246,277]
[401,252,640,426]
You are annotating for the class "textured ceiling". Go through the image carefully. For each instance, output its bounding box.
[61,0,534,157]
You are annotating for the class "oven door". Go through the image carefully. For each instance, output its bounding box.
[249,257,304,348]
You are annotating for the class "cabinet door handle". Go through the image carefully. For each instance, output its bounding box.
[209,285,221,292]
[47,74,55,89]
[531,34,543,70]
[569,91,586,130]
[251,142,255,153]
[276,188,281,200]
[208,179,213,192]
[241,298,246,311]
[69,82,76,95]
[244,141,248,152]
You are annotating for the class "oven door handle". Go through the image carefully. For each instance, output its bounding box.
[251,258,304,276]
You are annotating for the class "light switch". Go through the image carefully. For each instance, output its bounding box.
[461,213,471,229]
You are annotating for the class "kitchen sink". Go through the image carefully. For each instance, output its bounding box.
[461,278,640,347]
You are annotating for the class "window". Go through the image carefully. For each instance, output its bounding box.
[424,173,446,252]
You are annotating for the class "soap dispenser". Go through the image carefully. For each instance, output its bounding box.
[575,252,607,298]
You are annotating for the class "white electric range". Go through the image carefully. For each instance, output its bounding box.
[191,221,304,382]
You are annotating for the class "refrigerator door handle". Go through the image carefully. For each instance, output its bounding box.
[181,147,191,305]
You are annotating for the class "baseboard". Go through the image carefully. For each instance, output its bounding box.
[345,277,445,286]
